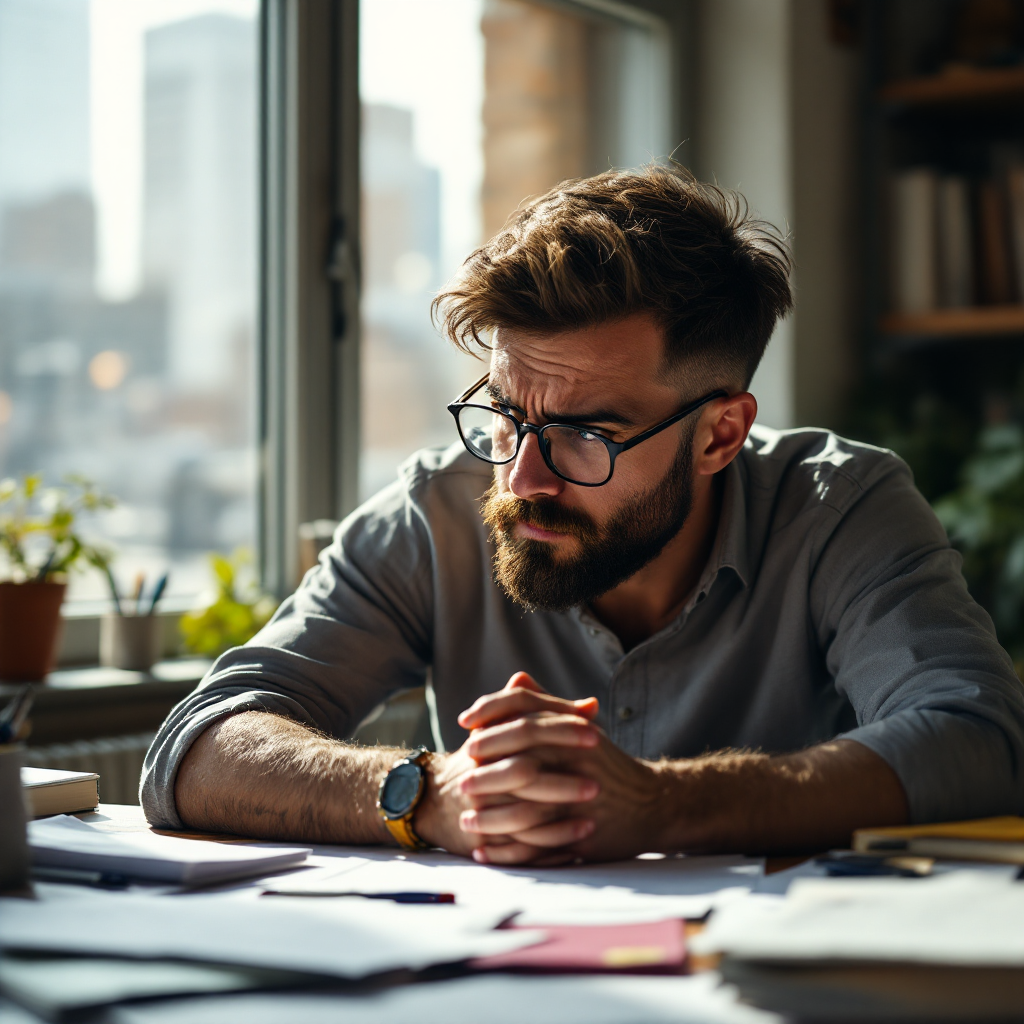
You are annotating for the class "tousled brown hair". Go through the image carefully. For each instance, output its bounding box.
[432,165,793,389]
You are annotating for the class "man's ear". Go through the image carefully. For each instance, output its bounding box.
[694,393,757,477]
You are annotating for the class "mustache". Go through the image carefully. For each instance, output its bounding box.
[480,483,600,543]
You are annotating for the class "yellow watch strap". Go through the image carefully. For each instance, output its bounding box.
[383,814,428,851]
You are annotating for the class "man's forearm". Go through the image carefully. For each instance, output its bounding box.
[174,711,399,844]
[651,739,909,854]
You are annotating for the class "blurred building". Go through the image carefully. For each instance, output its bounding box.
[142,14,257,388]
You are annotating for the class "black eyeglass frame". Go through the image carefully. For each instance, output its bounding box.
[447,373,729,487]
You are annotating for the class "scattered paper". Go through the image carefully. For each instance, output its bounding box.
[265,850,760,924]
[692,871,1024,965]
[0,889,541,978]
[107,972,782,1024]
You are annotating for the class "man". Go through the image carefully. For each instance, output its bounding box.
[142,167,1024,864]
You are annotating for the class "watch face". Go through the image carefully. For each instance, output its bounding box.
[380,761,423,817]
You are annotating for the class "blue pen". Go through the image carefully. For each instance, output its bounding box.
[147,571,169,615]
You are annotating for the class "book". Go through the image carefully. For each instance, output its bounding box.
[27,814,313,885]
[21,767,99,818]
[853,816,1024,864]
[976,178,1015,305]
[890,168,939,313]
[936,175,974,307]
[1007,161,1024,303]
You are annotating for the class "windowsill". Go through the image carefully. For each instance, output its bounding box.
[1,657,211,745]
[57,600,197,668]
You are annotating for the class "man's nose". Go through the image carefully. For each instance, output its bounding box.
[508,431,564,499]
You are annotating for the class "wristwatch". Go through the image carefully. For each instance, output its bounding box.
[376,746,431,850]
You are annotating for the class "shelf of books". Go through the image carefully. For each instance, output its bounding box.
[878,65,1024,107]
[882,145,1024,345]
[880,304,1024,339]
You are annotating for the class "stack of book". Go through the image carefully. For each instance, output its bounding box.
[890,146,1024,313]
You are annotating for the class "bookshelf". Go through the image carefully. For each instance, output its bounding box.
[854,1,1024,670]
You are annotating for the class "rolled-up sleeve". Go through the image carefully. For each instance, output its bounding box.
[811,461,1024,822]
[140,477,435,828]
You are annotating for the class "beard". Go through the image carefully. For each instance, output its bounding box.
[480,429,695,612]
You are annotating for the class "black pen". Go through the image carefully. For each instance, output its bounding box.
[32,866,130,888]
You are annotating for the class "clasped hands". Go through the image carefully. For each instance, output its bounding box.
[414,671,663,865]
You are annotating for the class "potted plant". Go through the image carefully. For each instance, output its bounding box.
[0,474,114,681]
[180,549,277,658]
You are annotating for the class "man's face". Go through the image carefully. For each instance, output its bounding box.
[481,314,700,611]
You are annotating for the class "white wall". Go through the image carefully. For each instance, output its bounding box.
[694,0,794,429]
[692,0,859,430]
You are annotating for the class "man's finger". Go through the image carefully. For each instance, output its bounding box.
[459,799,564,835]
[458,689,599,730]
[459,757,599,803]
[510,816,595,848]
[466,715,599,762]
[472,841,551,865]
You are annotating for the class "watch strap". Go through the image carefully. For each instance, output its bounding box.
[383,814,429,851]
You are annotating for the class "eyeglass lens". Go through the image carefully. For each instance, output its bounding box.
[456,405,612,484]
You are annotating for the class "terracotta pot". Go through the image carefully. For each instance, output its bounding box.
[0,581,66,682]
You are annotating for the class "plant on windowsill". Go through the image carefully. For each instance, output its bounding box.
[0,474,114,682]
[180,549,277,659]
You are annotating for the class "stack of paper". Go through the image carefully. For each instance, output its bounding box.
[28,815,311,885]
[692,872,1024,1021]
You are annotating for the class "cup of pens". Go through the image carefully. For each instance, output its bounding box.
[100,570,168,673]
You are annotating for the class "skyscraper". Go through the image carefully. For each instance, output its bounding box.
[141,14,256,387]
[0,0,91,209]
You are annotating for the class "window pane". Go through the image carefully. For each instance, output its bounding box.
[358,0,670,502]
[0,0,260,603]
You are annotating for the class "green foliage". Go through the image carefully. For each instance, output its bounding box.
[934,425,1024,666]
[0,474,115,582]
[180,549,278,658]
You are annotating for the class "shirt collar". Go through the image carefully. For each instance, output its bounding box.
[694,457,751,598]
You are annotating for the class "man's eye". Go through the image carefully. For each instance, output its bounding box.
[578,429,602,442]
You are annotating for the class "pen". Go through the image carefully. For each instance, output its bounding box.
[264,890,456,903]
[0,684,34,744]
[132,572,146,615]
[32,866,130,888]
[147,572,169,615]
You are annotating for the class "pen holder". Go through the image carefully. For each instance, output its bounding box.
[100,613,162,672]
[0,743,30,892]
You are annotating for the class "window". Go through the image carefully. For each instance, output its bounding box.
[358,0,671,501]
[0,0,260,605]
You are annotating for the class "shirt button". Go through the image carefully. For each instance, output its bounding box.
[588,628,599,637]
[617,706,634,721]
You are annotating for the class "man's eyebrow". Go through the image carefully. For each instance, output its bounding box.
[485,382,636,428]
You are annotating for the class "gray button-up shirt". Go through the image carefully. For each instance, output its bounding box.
[141,427,1024,828]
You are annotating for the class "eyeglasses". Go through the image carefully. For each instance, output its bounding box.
[447,374,727,487]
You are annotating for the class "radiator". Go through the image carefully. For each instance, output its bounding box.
[24,733,155,806]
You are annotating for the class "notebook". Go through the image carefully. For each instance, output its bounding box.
[853,816,1024,864]
[21,768,99,818]
[27,814,311,885]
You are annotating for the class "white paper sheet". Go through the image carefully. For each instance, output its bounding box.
[27,816,311,884]
[692,870,1024,965]
[265,849,760,924]
[0,889,540,978]
[107,973,783,1024]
